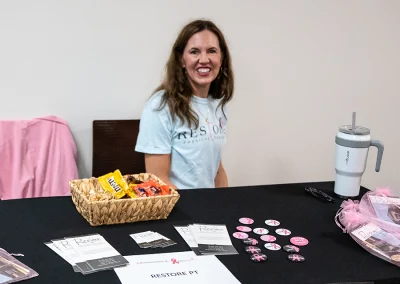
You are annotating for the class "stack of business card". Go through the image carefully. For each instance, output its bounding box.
[45,234,128,274]
[130,231,177,248]
[174,224,238,256]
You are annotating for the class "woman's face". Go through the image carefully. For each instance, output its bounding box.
[182,30,222,93]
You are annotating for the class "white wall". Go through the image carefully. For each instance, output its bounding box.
[1,0,399,193]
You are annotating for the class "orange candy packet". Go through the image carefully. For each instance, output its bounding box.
[136,180,170,196]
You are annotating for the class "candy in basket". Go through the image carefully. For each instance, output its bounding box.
[69,170,180,226]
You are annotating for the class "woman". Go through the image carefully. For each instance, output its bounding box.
[135,19,234,189]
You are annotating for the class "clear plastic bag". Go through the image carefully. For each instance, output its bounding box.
[0,248,38,283]
[335,188,400,267]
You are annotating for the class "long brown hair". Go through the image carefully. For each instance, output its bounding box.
[154,19,234,128]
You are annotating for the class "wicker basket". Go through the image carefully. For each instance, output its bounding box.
[69,173,180,226]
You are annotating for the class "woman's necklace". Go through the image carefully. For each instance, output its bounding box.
[193,102,214,141]
[193,102,212,123]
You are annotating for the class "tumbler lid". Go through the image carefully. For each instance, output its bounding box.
[339,125,370,135]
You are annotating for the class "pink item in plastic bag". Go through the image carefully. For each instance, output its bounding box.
[375,187,392,197]
[335,188,400,267]
[0,248,39,283]
[340,211,367,233]
[340,199,360,212]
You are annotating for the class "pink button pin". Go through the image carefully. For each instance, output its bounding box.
[239,217,254,225]
[265,219,280,226]
[260,235,276,242]
[253,228,269,235]
[275,228,291,236]
[264,243,281,251]
[283,245,300,253]
[290,236,309,246]
[233,232,249,239]
[236,226,252,232]
[243,238,259,246]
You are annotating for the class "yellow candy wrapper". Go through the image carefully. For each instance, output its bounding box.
[98,169,129,199]
[126,183,139,199]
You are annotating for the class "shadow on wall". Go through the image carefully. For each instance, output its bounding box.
[71,127,92,179]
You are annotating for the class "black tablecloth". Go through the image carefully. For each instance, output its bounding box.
[1,182,399,284]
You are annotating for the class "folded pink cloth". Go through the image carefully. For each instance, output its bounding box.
[0,116,79,199]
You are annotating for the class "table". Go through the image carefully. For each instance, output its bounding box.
[1,182,399,284]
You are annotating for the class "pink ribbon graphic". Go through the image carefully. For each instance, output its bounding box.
[171,258,179,264]
[233,232,248,239]
[253,254,265,261]
[291,255,302,262]
[248,247,259,254]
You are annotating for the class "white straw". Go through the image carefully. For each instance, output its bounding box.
[352,112,356,134]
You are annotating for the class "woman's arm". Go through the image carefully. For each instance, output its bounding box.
[215,161,228,188]
[144,153,178,189]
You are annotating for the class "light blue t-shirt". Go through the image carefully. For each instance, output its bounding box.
[135,91,227,189]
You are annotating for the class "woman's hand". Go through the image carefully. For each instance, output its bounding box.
[144,154,178,189]
[215,161,228,188]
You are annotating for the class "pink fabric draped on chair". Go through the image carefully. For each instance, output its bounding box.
[0,116,79,200]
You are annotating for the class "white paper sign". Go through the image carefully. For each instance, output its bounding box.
[114,251,240,284]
